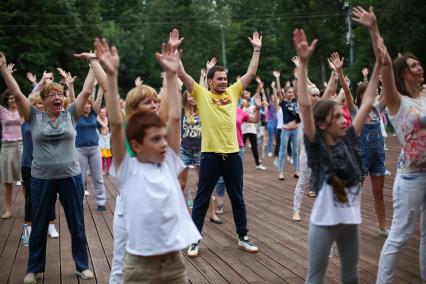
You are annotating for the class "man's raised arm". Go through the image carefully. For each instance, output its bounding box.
[240,31,262,90]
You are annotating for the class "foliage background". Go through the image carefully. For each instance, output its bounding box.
[0,0,424,96]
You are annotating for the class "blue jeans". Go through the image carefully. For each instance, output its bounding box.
[192,152,248,237]
[215,147,245,197]
[307,223,360,284]
[377,173,426,283]
[27,174,89,273]
[358,123,386,176]
[267,120,278,154]
[277,128,299,173]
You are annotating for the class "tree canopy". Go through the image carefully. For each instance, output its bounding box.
[1,0,425,95]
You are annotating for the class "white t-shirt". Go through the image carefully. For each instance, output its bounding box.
[389,95,426,174]
[110,147,201,256]
[310,182,362,226]
[276,108,283,129]
[98,132,111,149]
[241,106,257,134]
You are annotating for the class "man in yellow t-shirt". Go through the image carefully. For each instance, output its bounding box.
[172,28,262,257]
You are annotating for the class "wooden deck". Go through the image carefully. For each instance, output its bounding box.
[0,136,423,283]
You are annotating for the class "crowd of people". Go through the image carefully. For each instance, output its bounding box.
[0,5,424,284]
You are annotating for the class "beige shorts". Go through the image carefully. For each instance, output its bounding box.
[123,251,187,284]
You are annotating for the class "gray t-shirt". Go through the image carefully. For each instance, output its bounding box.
[28,104,81,179]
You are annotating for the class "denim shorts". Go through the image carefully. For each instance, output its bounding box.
[358,123,386,176]
[179,148,201,167]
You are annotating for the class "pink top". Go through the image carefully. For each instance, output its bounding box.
[0,105,22,141]
[236,108,249,147]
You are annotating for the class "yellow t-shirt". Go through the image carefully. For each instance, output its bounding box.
[190,81,242,153]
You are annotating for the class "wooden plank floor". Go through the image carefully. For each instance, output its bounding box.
[0,136,423,283]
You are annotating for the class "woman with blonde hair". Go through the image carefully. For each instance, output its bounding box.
[21,92,59,238]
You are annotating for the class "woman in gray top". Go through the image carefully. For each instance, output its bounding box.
[0,52,96,284]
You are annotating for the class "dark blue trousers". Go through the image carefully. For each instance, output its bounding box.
[27,174,89,273]
[192,152,248,237]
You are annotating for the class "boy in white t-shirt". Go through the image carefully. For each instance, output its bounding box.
[96,38,201,283]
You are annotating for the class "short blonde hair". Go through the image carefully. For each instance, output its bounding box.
[40,82,63,99]
[125,85,158,116]
[28,92,42,106]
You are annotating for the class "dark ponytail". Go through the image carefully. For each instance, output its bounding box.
[329,175,348,203]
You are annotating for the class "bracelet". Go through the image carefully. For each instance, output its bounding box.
[254,49,261,52]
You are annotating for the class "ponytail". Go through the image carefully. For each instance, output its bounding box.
[330,175,348,203]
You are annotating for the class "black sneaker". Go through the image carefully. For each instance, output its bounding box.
[96,205,107,212]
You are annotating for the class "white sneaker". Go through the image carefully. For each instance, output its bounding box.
[76,269,94,280]
[238,236,258,253]
[84,190,90,196]
[16,181,22,186]
[385,170,391,176]
[256,165,266,170]
[268,152,273,157]
[187,242,199,257]
[48,224,59,238]
[24,273,37,284]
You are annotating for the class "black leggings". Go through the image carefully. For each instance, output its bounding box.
[243,133,260,166]
[22,167,56,223]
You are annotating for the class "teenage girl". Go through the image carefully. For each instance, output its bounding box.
[293,28,383,283]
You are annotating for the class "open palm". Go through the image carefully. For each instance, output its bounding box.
[293,29,317,62]
[95,38,120,74]
[352,6,376,29]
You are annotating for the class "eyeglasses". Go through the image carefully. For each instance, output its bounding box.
[47,92,60,98]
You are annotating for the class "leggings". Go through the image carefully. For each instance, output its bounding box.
[307,223,359,284]
[243,133,260,166]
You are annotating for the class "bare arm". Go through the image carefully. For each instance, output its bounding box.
[292,29,318,142]
[246,97,261,123]
[352,60,380,135]
[330,52,355,112]
[0,53,31,120]
[353,6,401,115]
[96,38,125,170]
[158,73,169,123]
[93,86,103,114]
[155,42,181,154]
[240,32,262,90]
[74,67,96,117]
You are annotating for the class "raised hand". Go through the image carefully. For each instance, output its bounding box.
[168,28,184,50]
[155,42,180,73]
[200,68,206,79]
[255,76,262,84]
[248,31,262,50]
[206,57,217,70]
[352,6,377,29]
[135,76,143,87]
[26,72,37,84]
[56,67,67,79]
[65,72,77,86]
[95,38,120,75]
[273,70,280,78]
[73,51,96,61]
[293,29,318,63]
[362,67,369,77]
[291,56,300,68]
[0,52,6,68]
[254,95,262,108]
[330,52,344,70]
[42,71,54,81]
[327,58,336,71]
[7,63,16,74]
